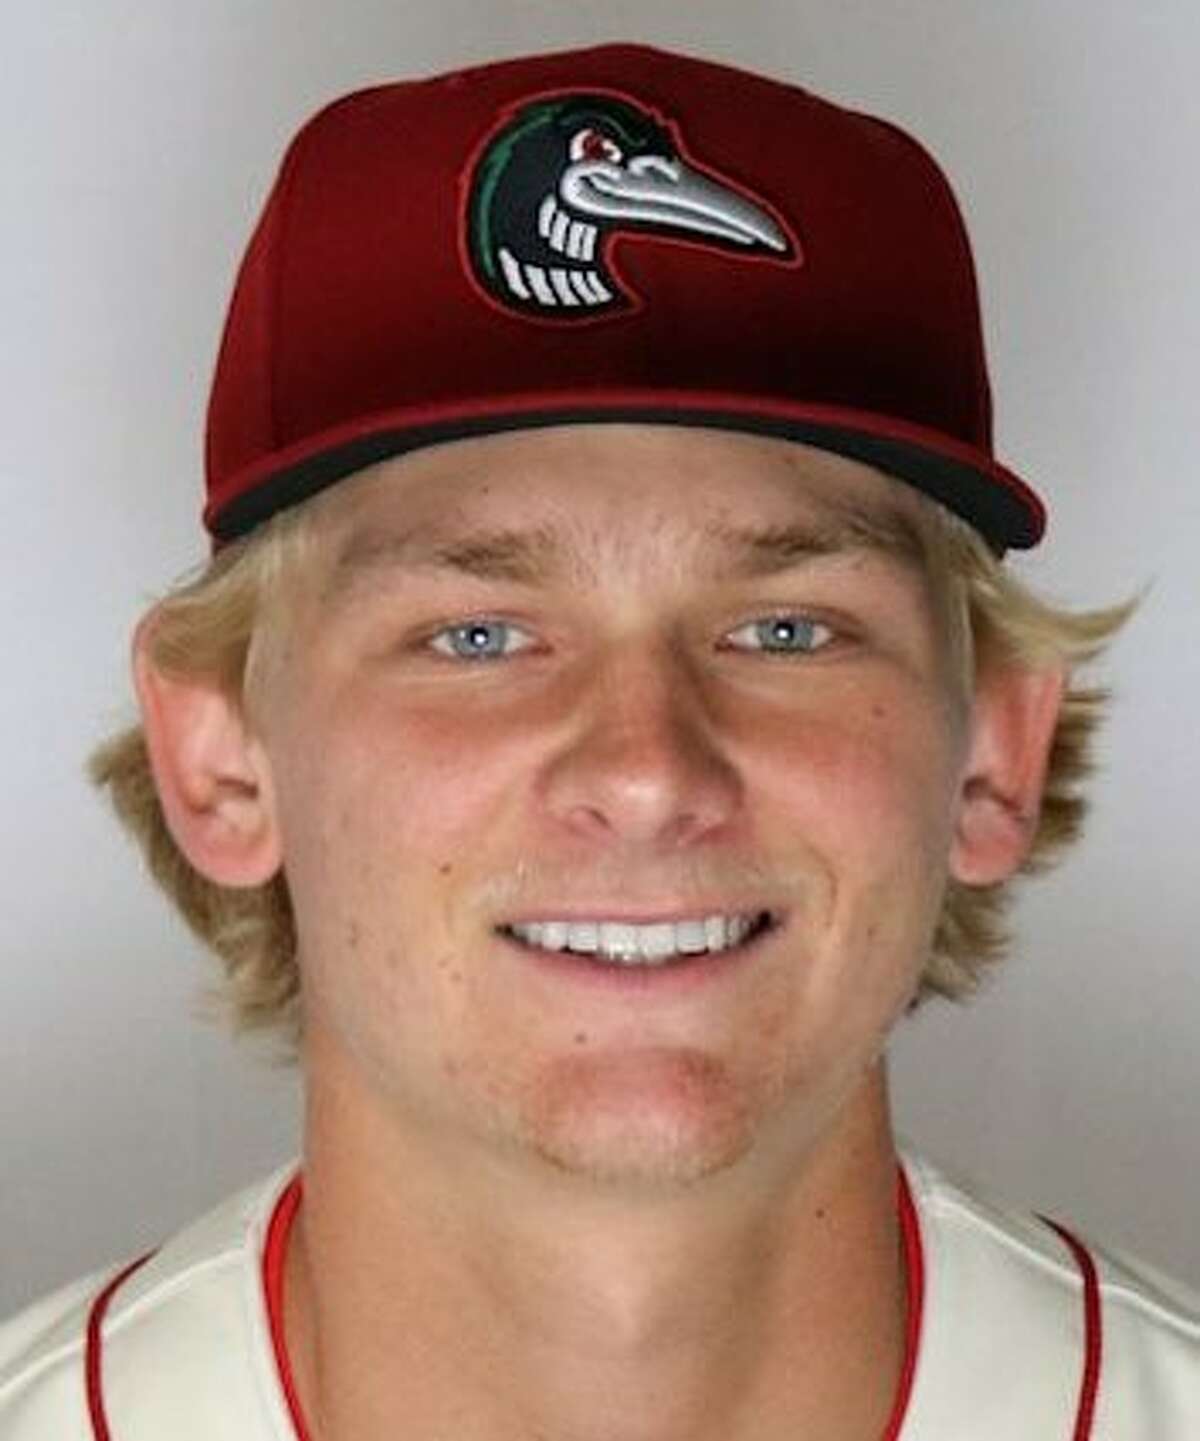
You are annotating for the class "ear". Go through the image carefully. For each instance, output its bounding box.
[949,660,1066,886]
[133,617,282,887]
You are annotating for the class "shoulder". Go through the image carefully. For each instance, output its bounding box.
[901,1150,1200,1436]
[0,1166,297,1441]
[0,1271,107,1438]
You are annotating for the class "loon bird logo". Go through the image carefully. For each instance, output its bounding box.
[463,89,799,320]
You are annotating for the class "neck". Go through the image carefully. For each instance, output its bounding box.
[283,1060,911,1441]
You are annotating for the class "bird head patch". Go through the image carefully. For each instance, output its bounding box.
[461,88,801,322]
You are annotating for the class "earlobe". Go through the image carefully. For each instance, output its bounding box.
[133,618,282,888]
[949,661,1066,887]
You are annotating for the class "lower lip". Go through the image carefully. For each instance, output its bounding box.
[495,916,779,995]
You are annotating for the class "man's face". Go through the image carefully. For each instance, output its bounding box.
[255,425,970,1189]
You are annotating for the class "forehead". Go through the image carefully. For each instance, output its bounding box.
[307,423,936,589]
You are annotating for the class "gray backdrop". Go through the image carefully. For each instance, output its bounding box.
[4,0,1197,1313]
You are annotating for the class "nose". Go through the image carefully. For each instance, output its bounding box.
[540,640,743,848]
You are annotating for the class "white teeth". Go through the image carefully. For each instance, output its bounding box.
[505,914,765,965]
[599,922,638,954]
[624,922,675,961]
[568,921,598,951]
[673,921,711,954]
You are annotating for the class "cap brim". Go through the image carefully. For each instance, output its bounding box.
[205,390,1045,552]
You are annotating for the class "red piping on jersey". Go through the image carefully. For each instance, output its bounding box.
[264,1176,312,1441]
[1044,1219,1103,1440]
[262,1165,926,1441]
[880,1163,925,1441]
[82,1170,1098,1441]
[84,1254,154,1441]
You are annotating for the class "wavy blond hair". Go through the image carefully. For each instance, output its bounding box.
[90,485,1136,1049]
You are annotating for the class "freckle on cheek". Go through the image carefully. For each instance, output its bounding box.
[439,862,453,876]
[573,1032,589,1046]
[435,955,464,985]
[755,1007,787,1045]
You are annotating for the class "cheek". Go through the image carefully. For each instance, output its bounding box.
[265,686,522,980]
[764,697,960,980]
[277,687,496,851]
[768,693,957,849]
[330,679,535,800]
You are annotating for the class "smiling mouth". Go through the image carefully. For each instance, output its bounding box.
[495,911,778,969]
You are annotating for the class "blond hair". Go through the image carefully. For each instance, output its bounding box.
[90,490,1136,1049]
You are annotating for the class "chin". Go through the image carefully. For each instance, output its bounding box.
[511,1046,769,1189]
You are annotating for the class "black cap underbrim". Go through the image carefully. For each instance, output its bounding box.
[207,403,1045,554]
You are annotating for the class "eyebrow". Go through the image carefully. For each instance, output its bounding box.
[325,501,925,600]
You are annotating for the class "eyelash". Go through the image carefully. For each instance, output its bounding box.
[424,614,839,663]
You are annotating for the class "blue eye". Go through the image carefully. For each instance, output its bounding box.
[426,613,834,664]
[728,615,834,655]
[428,619,531,661]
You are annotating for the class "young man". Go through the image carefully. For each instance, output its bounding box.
[2,41,1196,1440]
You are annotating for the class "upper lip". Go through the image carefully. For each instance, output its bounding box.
[497,907,780,928]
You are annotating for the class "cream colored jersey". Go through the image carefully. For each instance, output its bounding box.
[3,1152,1198,1438]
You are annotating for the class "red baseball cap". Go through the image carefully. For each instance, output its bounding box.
[204,42,1046,551]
